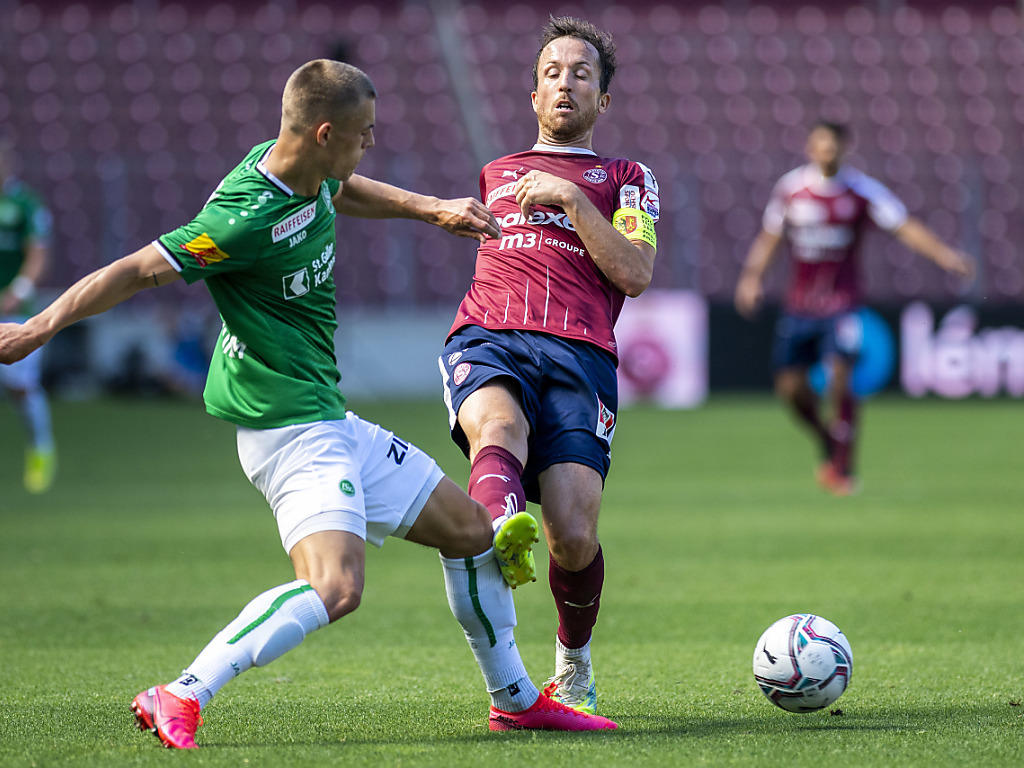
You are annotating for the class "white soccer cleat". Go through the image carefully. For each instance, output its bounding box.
[545,638,597,714]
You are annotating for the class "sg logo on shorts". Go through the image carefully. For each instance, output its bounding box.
[453,362,472,386]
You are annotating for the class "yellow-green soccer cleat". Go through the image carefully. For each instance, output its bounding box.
[545,641,598,714]
[24,447,56,494]
[493,511,539,589]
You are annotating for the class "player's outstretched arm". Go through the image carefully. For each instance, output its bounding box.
[333,175,500,243]
[893,217,975,281]
[0,244,180,365]
[514,170,654,297]
[735,229,783,319]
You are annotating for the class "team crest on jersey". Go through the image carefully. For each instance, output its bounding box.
[583,167,608,184]
[595,396,616,442]
[453,362,472,386]
[320,182,335,213]
[283,268,310,299]
[180,232,230,267]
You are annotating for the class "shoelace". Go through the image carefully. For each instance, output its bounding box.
[548,661,585,691]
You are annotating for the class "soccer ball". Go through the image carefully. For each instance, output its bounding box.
[752,614,853,713]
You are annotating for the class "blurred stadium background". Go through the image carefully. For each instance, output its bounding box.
[2,0,1022,400]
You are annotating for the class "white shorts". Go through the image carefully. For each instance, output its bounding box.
[236,412,445,553]
[0,317,43,391]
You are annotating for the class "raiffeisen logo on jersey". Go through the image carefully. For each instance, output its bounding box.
[181,233,230,267]
[272,201,317,243]
[486,181,517,206]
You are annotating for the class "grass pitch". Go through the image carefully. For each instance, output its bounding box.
[0,395,1021,767]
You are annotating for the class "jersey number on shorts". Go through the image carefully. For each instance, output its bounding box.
[388,437,409,466]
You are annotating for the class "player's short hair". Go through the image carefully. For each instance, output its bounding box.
[532,16,617,95]
[281,59,377,131]
[810,120,848,142]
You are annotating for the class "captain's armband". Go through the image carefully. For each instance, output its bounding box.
[612,208,657,249]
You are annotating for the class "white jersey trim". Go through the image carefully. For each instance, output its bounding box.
[531,143,598,156]
[843,167,908,232]
[153,239,182,272]
[256,143,294,196]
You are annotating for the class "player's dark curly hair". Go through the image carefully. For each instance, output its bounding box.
[532,16,617,95]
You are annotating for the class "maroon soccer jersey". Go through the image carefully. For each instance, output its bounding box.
[763,164,907,317]
[448,145,659,357]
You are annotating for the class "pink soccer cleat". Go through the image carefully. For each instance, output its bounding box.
[816,462,858,497]
[131,685,203,749]
[489,689,618,731]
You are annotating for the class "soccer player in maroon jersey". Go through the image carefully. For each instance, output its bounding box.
[735,121,973,495]
[439,16,659,714]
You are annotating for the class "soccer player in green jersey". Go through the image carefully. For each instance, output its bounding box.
[0,141,57,493]
[0,59,617,748]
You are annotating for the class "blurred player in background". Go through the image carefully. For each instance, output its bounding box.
[735,120,973,495]
[439,16,659,714]
[0,59,617,749]
[0,141,56,493]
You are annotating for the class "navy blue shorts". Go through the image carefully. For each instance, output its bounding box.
[771,311,863,372]
[439,326,618,503]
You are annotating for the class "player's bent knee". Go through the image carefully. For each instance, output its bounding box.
[327,590,361,622]
[774,374,803,403]
[417,481,493,557]
[440,507,493,559]
[548,531,599,571]
[309,583,362,623]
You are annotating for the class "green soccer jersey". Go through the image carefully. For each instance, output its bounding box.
[156,141,346,428]
[0,178,53,313]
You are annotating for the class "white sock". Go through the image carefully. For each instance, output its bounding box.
[165,579,329,709]
[556,636,591,665]
[441,550,539,713]
[18,388,54,451]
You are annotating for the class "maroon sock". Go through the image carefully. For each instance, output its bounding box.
[791,389,832,460]
[468,445,526,523]
[550,547,604,649]
[830,393,858,477]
